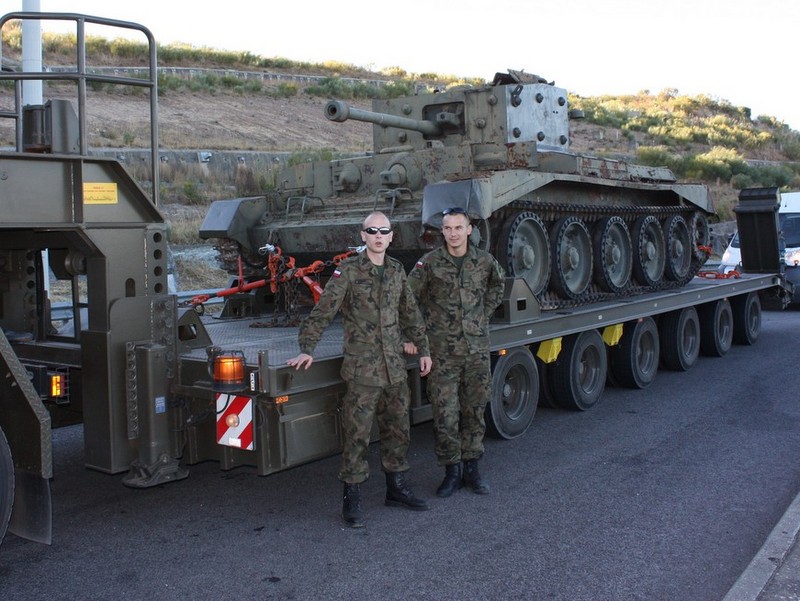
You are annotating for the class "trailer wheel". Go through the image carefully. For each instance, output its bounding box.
[551,330,607,411]
[0,426,13,546]
[731,291,761,346]
[609,317,660,389]
[699,298,733,357]
[660,306,700,371]
[487,347,538,439]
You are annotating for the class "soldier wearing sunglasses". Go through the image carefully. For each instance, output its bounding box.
[288,211,432,528]
[408,207,505,497]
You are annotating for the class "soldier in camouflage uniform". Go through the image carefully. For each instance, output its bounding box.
[408,207,505,497]
[287,211,432,528]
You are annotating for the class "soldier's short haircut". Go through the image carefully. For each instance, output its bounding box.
[362,211,391,228]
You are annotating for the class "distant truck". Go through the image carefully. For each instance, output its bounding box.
[0,12,794,548]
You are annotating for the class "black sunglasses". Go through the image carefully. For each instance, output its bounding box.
[442,207,467,215]
[362,227,392,235]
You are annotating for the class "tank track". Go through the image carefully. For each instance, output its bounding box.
[495,201,709,310]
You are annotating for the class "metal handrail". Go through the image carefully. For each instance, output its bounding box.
[0,11,160,205]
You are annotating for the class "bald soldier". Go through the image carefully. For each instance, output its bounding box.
[288,211,432,528]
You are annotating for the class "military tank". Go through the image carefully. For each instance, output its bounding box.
[200,69,712,307]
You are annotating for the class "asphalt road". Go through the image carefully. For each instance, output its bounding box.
[2,306,800,601]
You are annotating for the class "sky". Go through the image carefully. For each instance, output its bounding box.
[11,0,800,130]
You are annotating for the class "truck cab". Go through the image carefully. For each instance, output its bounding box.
[779,192,800,302]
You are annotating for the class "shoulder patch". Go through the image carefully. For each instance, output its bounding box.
[332,269,342,278]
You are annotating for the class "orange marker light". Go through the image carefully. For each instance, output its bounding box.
[213,351,246,392]
[50,373,66,398]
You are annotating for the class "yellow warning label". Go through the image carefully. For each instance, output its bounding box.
[83,182,118,205]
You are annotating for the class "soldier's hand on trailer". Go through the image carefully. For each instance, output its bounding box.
[419,356,432,377]
[287,353,314,370]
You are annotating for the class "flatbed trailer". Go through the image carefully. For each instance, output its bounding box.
[0,11,793,548]
[177,269,786,483]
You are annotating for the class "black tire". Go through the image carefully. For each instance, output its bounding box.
[660,306,701,371]
[0,426,14,546]
[551,330,607,411]
[537,357,559,408]
[609,317,660,389]
[486,347,539,439]
[699,299,734,357]
[732,291,761,346]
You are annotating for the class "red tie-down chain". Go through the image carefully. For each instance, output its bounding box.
[186,246,358,307]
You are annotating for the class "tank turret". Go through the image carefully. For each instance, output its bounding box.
[201,69,713,308]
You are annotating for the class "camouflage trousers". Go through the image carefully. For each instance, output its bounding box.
[339,379,411,484]
[427,352,491,465]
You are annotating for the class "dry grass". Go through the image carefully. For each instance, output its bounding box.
[174,257,227,291]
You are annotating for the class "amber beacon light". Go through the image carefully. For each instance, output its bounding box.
[211,350,247,392]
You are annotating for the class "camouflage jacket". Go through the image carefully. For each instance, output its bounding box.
[298,251,430,387]
[408,243,505,356]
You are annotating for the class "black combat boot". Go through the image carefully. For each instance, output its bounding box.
[342,482,365,528]
[462,458,490,494]
[385,471,430,511]
[436,463,463,498]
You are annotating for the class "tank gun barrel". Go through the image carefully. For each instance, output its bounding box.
[325,100,441,136]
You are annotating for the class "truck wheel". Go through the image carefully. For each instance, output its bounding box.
[487,347,538,439]
[551,330,607,411]
[699,298,733,357]
[0,426,13,546]
[660,306,700,371]
[731,291,761,345]
[609,317,660,389]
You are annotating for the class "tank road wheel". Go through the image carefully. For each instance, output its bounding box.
[732,291,762,346]
[550,329,608,411]
[609,317,660,389]
[470,218,491,251]
[487,347,539,439]
[632,215,666,287]
[551,217,592,300]
[699,299,734,357]
[592,216,632,293]
[497,212,551,296]
[660,306,701,371]
[691,211,711,262]
[0,426,13,546]
[663,215,692,281]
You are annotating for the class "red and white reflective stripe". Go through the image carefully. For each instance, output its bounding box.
[216,393,254,450]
